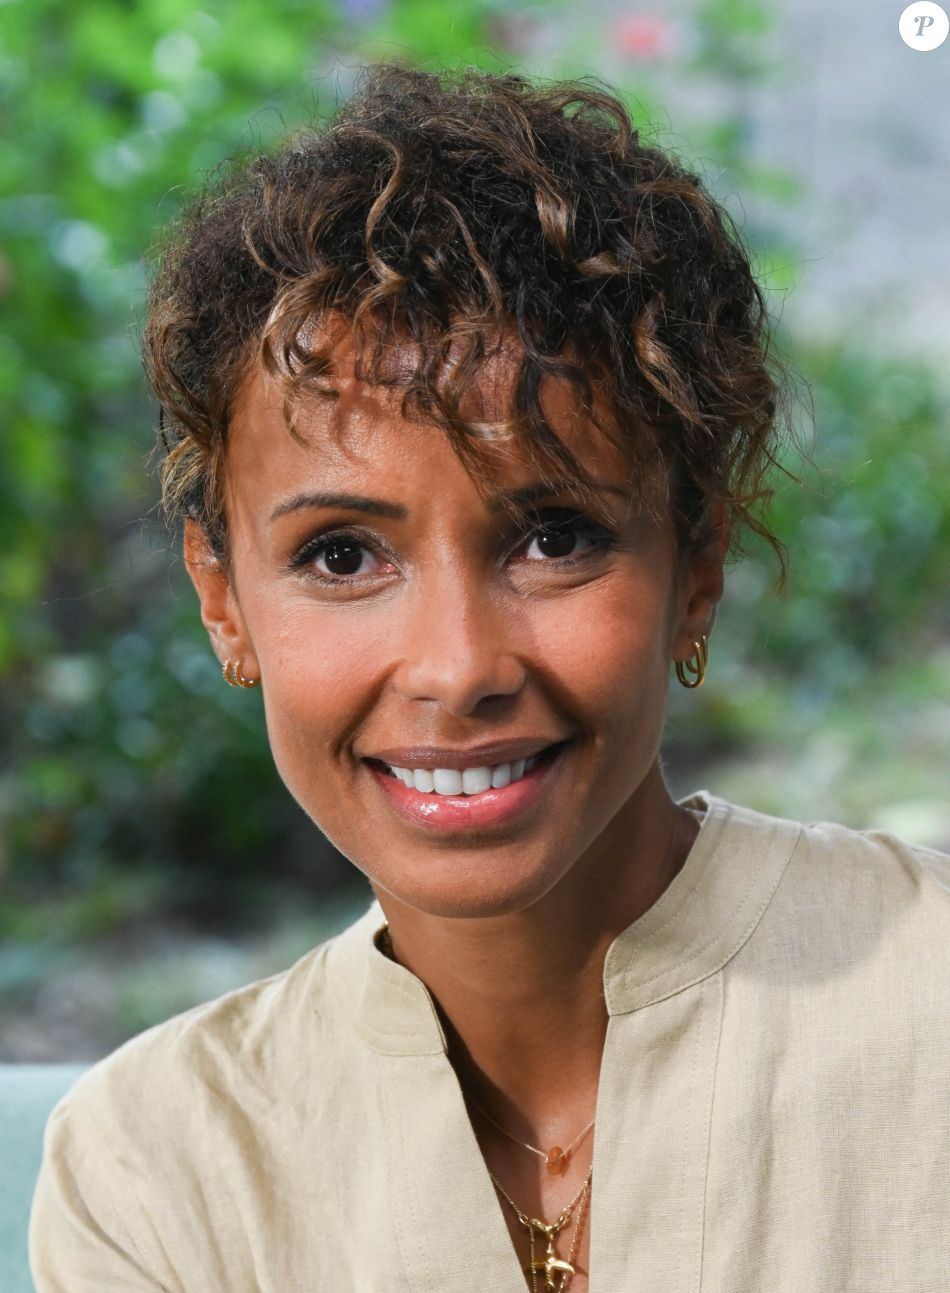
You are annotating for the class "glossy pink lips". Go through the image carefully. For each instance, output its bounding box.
[366,743,566,832]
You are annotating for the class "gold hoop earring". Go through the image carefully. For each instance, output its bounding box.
[223,659,260,689]
[675,633,708,689]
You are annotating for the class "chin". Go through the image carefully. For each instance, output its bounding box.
[365,847,571,920]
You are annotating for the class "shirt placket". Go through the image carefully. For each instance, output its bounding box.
[380,1051,529,1293]
[587,972,723,1291]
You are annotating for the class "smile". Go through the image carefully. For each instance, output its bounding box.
[380,753,544,795]
[364,742,569,831]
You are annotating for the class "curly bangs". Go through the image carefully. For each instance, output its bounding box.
[143,62,788,572]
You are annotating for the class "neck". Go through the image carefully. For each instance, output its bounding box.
[374,771,698,1136]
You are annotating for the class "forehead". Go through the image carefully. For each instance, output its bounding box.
[226,319,632,505]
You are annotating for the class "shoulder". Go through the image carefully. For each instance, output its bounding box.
[31,902,384,1282]
[700,793,950,985]
[46,899,383,1152]
[32,903,382,1273]
[698,791,950,904]
[787,806,950,914]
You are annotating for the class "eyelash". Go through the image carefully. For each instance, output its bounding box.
[288,510,618,587]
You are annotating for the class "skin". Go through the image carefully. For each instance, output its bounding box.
[185,324,726,1287]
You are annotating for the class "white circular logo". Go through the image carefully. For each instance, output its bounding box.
[899,2,949,49]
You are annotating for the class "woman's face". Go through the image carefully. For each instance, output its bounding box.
[186,330,723,919]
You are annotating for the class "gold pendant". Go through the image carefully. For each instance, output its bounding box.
[527,1230,576,1290]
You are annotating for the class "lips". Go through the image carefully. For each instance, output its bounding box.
[364,739,571,832]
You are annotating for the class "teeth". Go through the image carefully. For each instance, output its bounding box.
[432,768,462,795]
[490,762,511,789]
[462,766,492,794]
[388,753,543,796]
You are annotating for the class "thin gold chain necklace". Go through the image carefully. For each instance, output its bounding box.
[378,927,596,1174]
[468,1092,595,1176]
[490,1163,593,1292]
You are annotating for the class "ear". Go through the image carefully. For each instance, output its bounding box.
[672,506,729,664]
[183,519,259,682]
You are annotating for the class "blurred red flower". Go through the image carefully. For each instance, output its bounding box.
[612,12,679,61]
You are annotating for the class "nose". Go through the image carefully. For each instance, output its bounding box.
[392,564,527,716]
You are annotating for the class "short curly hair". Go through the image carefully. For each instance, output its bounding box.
[143,62,788,574]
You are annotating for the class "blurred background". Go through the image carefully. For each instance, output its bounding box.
[1,0,948,1061]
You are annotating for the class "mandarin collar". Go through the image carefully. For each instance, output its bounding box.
[331,793,802,1056]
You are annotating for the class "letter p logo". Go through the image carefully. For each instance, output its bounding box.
[900,2,949,49]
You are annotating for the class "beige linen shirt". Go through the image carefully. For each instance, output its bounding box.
[29,793,950,1291]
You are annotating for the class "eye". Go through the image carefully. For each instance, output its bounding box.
[519,510,616,565]
[313,536,370,577]
[289,530,393,585]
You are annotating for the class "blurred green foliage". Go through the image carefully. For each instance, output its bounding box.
[1,0,948,1001]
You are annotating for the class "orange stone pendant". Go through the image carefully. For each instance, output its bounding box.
[545,1146,567,1175]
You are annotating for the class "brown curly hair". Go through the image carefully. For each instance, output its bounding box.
[143,62,789,575]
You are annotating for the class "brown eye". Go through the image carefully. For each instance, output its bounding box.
[319,539,365,576]
[289,530,389,584]
[520,511,614,565]
[533,527,580,559]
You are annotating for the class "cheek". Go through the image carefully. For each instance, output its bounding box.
[547,572,674,713]
[250,602,390,805]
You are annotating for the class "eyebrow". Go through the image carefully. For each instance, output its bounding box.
[270,492,408,522]
[269,480,629,523]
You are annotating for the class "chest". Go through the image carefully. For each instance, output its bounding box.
[155,971,949,1292]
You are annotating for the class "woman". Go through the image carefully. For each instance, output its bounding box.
[30,64,950,1292]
